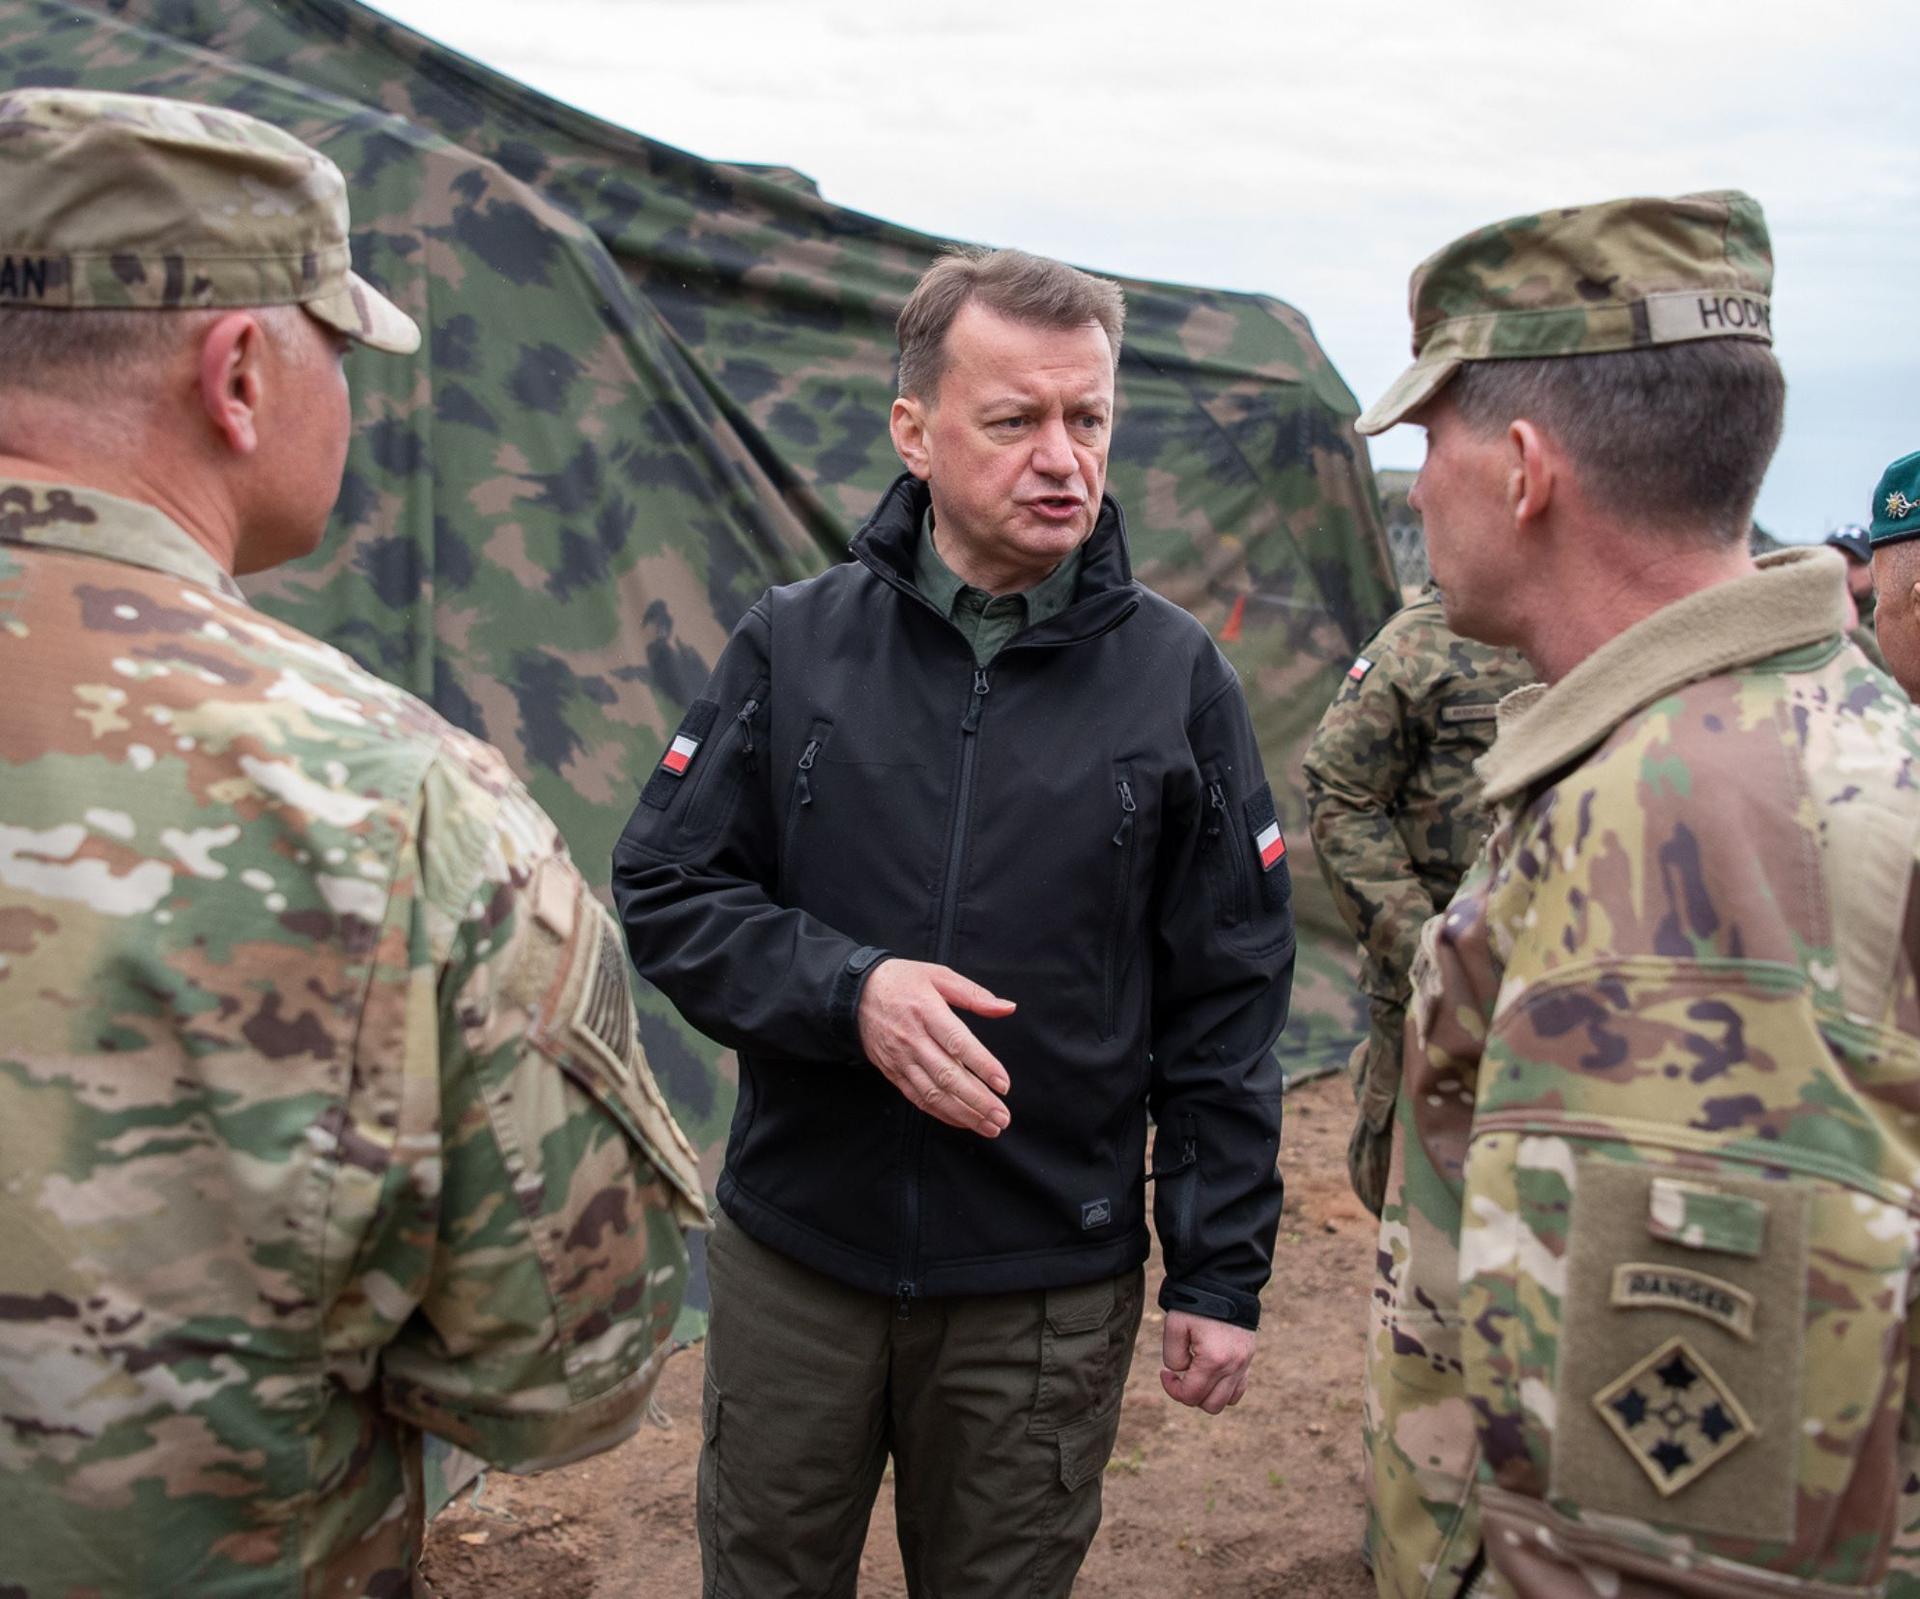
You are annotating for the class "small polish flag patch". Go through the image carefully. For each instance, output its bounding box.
[1254,819,1286,871]
[1348,655,1374,682]
[661,732,701,776]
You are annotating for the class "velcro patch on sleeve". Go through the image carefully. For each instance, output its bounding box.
[1244,783,1286,872]
[1647,1178,1766,1258]
[640,698,719,809]
[1347,654,1374,682]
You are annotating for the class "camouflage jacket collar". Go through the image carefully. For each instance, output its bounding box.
[850,472,1140,649]
[1479,546,1849,805]
[0,479,245,601]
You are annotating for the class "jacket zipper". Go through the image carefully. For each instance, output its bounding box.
[734,698,760,772]
[795,736,819,806]
[899,664,992,1318]
[1207,780,1247,925]
[1103,777,1137,1039]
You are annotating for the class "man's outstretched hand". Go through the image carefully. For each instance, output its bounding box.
[857,958,1015,1137]
[1160,1311,1256,1413]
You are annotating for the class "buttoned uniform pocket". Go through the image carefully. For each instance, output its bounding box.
[1029,1271,1145,1490]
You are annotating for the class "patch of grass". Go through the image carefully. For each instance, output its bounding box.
[1105,1446,1147,1477]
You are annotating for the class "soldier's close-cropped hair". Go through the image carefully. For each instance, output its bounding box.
[897,247,1125,401]
[1446,340,1785,543]
[0,304,317,410]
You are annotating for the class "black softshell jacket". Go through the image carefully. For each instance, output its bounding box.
[613,475,1293,1328]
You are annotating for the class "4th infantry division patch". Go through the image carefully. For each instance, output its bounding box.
[1592,1335,1755,1496]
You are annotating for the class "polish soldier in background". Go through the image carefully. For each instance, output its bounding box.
[1303,594,1532,1215]
[0,90,704,1598]
[1354,191,1920,1598]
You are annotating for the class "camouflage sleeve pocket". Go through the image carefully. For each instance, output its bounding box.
[521,871,708,1229]
[1462,1136,1920,1580]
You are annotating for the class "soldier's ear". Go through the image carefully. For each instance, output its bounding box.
[195,310,267,458]
[890,394,932,480]
[1507,418,1555,530]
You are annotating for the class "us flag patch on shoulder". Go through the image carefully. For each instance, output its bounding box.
[1348,654,1374,682]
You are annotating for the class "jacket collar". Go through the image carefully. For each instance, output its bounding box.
[1480,546,1850,804]
[851,473,1139,649]
[0,478,245,601]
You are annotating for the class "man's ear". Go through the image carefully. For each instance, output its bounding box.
[890,394,932,480]
[1507,418,1555,529]
[196,310,269,457]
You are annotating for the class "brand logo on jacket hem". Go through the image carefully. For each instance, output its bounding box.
[1081,1198,1112,1229]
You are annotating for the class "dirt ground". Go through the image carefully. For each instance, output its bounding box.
[422,1070,1376,1599]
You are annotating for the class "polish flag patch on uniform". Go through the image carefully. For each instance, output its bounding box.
[662,731,702,776]
[1254,817,1286,871]
[1348,655,1374,682]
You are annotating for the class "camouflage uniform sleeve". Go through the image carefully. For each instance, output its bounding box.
[378,754,707,1472]
[1302,637,1430,1001]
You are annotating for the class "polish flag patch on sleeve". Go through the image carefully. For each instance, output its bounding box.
[662,731,701,776]
[1348,654,1374,682]
[640,698,720,810]
[1243,781,1287,874]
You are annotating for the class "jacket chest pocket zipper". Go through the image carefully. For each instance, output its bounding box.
[779,718,834,883]
[1103,773,1138,1041]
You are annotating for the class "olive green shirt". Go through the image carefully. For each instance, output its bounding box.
[913,514,1084,666]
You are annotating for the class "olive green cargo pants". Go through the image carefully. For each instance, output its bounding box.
[699,1213,1145,1599]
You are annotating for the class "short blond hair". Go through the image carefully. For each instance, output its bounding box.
[896,247,1124,401]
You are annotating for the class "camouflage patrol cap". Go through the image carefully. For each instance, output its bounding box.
[1357,191,1772,436]
[0,88,418,354]
[1869,450,1920,549]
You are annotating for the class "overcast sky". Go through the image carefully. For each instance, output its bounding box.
[374,0,1916,541]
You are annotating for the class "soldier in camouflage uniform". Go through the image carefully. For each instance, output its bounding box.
[1354,191,1920,1598]
[0,90,705,1598]
[1303,594,1532,1215]
[1870,455,1920,701]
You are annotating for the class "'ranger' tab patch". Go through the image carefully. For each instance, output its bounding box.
[1592,1335,1755,1497]
[1347,654,1373,682]
[1610,1263,1756,1341]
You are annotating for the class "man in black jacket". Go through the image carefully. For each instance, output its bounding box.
[614,247,1293,1598]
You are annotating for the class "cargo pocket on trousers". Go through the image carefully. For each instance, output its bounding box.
[1055,1402,1125,1493]
[1029,1274,1141,1438]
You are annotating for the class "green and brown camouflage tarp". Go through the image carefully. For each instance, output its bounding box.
[0,0,1399,1302]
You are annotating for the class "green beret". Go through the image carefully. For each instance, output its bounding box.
[1359,190,1774,436]
[1870,450,1920,549]
[0,88,418,354]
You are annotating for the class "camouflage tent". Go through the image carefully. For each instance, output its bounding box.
[0,0,1397,1233]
